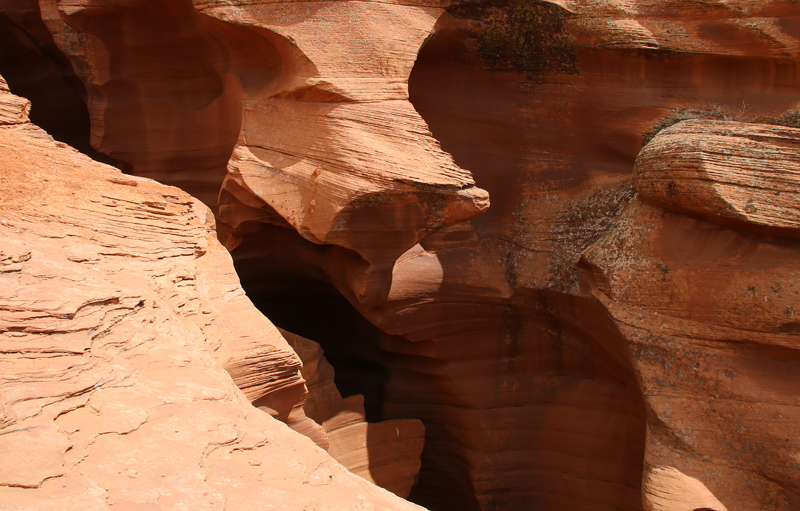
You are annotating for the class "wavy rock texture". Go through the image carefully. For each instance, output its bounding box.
[281,328,426,498]
[11,0,489,306]
[581,200,800,511]
[382,3,800,509]
[2,1,800,511]
[0,0,469,496]
[0,83,423,511]
[635,119,800,238]
[205,0,490,305]
[608,124,800,511]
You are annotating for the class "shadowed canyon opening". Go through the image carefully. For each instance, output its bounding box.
[0,7,114,164]
[3,1,800,510]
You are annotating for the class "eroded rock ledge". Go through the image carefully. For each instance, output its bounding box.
[0,81,423,511]
[635,119,800,238]
[1,0,800,510]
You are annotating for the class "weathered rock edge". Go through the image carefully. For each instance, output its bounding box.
[0,81,425,511]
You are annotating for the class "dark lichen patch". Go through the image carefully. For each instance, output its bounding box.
[548,181,636,292]
[418,190,450,235]
[350,193,389,208]
[448,0,578,80]
[643,102,800,146]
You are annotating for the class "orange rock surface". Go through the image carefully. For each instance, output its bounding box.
[281,328,426,498]
[0,81,423,511]
[635,119,800,237]
[593,121,800,511]
[1,0,800,510]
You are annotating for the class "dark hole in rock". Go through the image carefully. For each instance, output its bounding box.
[0,14,116,165]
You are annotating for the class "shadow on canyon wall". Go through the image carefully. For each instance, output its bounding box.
[3,3,800,510]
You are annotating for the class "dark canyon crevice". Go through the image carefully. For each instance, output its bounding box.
[0,4,114,164]
[231,223,394,424]
[57,0,285,212]
[399,11,800,510]
[3,2,800,511]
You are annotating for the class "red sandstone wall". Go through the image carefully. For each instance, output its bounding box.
[1,1,799,510]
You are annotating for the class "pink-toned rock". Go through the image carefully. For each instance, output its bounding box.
[4,0,800,510]
[0,83,423,511]
[635,119,800,238]
[282,329,425,498]
[204,0,490,305]
[581,198,800,510]
[11,0,489,307]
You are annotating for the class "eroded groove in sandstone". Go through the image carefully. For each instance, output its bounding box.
[280,328,426,499]
[1,1,470,495]
[4,1,800,510]
[0,1,114,164]
[581,198,800,510]
[49,0,284,210]
[0,81,424,510]
[386,4,800,509]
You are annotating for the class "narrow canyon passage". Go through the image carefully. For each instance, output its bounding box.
[393,12,800,510]
[231,223,395,423]
[228,213,649,511]
[2,1,800,510]
[0,9,114,164]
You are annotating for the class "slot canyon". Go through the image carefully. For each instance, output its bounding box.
[0,1,799,510]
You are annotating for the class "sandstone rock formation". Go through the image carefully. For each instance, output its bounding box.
[2,0,489,307]
[0,81,423,511]
[1,0,800,511]
[599,120,800,511]
[634,119,800,237]
[281,328,426,498]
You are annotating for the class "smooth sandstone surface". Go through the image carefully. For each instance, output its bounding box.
[0,82,424,511]
[581,198,800,511]
[1,0,800,510]
[635,119,800,237]
[10,0,489,306]
[281,328,426,498]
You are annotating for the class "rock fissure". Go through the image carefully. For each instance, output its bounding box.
[1,1,800,510]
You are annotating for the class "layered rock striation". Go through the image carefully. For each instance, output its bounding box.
[1,1,800,511]
[282,328,426,498]
[606,119,800,511]
[634,119,800,237]
[0,80,426,510]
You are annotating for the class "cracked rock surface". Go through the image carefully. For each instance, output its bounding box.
[0,82,423,511]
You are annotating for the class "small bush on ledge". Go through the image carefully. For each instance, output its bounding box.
[448,0,578,80]
[643,102,800,145]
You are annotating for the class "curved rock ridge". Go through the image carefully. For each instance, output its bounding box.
[202,0,490,305]
[5,0,489,306]
[580,198,800,511]
[0,81,425,511]
[565,0,800,56]
[634,119,800,238]
[361,5,800,509]
[3,1,800,511]
[281,328,426,498]
[219,97,489,305]
[31,0,286,209]
[587,117,800,511]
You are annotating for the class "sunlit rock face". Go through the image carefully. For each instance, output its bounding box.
[0,78,424,511]
[280,328,426,499]
[392,3,800,509]
[1,0,800,510]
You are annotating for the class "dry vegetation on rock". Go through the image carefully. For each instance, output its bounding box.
[2,1,800,510]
